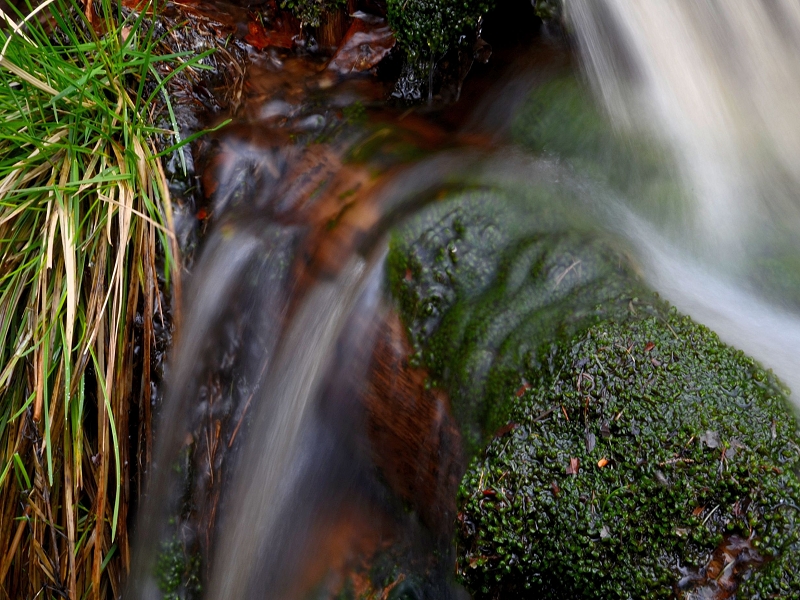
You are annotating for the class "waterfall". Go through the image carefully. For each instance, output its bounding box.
[568,0,800,396]
[125,5,800,597]
[568,0,800,256]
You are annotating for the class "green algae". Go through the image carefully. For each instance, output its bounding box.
[389,189,800,598]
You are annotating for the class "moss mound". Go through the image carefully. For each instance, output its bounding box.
[457,305,800,599]
[389,190,800,598]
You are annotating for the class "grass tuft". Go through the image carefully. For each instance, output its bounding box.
[0,0,206,597]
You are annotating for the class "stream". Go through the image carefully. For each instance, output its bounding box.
[126,1,800,599]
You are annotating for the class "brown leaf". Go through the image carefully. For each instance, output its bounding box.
[244,20,295,50]
[494,422,518,438]
[566,457,580,475]
[515,382,531,398]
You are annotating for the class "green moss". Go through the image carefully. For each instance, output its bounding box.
[388,187,637,454]
[386,0,494,67]
[155,536,202,600]
[280,0,345,28]
[389,188,800,598]
[534,0,561,21]
[456,303,800,598]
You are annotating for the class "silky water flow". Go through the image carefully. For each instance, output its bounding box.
[129,2,800,598]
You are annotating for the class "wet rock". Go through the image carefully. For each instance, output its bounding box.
[390,190,800,598]
[327,12,396,76]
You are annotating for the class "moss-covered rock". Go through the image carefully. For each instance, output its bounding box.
[386,0,494,68]
[512,77,800,315]
[457,304,800,599]
[511,77,690,234]
[389,189,800,598]
[280,0,344,28]
[388,187,637,455]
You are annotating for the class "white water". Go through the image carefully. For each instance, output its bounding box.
[207,255,384,599]
[568,0,800,397]
[569,0,800,255]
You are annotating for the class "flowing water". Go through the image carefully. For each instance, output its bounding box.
[129,2,800,598]
[568,0,800,395]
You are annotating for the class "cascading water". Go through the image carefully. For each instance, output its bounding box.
[127,104,483,598]
[568,0,800,397]
[569,0,800,254]
[127,2,800,598]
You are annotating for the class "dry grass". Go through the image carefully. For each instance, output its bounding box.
[0,0,211,597]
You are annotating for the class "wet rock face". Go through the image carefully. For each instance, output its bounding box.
[365,311,465,540]
[388,189,636,455]
[389,191,800,598]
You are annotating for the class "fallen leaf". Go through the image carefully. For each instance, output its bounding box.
[566,457,580,475]
[244,20,295,50]
[494,422,518,438]
[597,457,608,468]
[644,342,655,352]
[515,382,531,398]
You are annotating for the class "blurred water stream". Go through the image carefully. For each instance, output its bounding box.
[128,2,800,598]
